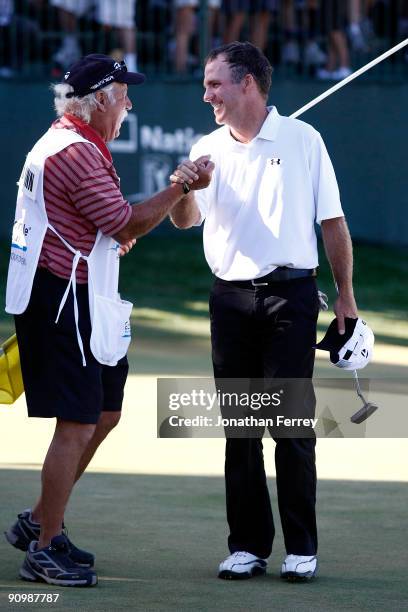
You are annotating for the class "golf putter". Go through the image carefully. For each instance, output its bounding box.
[350,370,379,424]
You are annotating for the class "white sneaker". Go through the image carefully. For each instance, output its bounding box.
[281,554,317,581]
[218,551,267,580]
[304,41,327,66]
[282,41,300,64]
[53,35,81,70]
[0,66,14,78]
[348,23,368,52]
[316,68,335,81]
[331,66,352,81]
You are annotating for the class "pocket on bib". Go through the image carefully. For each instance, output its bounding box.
[90,294,133,366]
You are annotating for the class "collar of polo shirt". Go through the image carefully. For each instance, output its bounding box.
[257,106,281,141]
[228,106,281,146]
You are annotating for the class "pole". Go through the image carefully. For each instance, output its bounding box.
[290,39,408,119]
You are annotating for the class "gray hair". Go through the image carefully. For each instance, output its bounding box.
[52,82,118,123]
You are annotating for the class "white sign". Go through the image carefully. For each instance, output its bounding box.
[109,113,203,155]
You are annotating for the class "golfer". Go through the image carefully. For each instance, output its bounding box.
[4,53,213,587]
[170,41,358,581]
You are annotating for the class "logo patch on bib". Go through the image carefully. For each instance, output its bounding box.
[22,164,40,200]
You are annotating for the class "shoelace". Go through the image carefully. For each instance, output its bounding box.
[61,526,72,548]
[231,551,250,560]
[49,540,70,553]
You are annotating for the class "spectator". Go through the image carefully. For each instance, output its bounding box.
[348,0,370,51]
[51,0,138,72]
[281,0,301,64]
[304,0,327,66]
[400,0,408,42]
[317,0,352,80]
[221,0,278,52]
[0,0,46,77]
[282,0,326,67]
[174,0,220,74]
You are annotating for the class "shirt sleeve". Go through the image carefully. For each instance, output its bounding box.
[309,132,344,224]
[67,143,132,237]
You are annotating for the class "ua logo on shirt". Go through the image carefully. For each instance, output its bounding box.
[270,158,282,165]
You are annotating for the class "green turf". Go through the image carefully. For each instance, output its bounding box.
[1,232,408,320]
[96,233,408,320]
[0,470,407,611]
[1,234,407,377]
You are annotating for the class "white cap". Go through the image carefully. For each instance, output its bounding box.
[315,317,374,370]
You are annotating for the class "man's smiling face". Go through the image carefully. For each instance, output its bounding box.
[203,55,246,127]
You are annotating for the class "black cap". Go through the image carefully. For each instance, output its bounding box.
[63,53,145,98]
[315,317,358,361]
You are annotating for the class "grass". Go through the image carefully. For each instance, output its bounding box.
[1,231,407,369]
[118,231,408,320]
[0,470,407,612]
[1,229,407,321]
[1,233,407,610]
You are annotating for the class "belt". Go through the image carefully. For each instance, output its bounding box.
[218,267,317,289]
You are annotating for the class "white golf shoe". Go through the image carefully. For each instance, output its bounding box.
[281,554,317,581]
[218,551,267,580]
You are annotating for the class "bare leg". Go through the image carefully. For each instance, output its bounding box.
[53,8,81,68]
[118,26,137,71]
[175,6,196,73]
[249,12,271,51]
[282,0,300,64]
[331,29,350,68]
[208,7,220,48]
[31,412,121,529]
[58,8,78,32]
[74,411,121,482]
[349,0,361,25]
[326,31,337,70]
[118,26,136,55]
[31,420,96,549]
[223,12,246,44]
[283,0,295,30]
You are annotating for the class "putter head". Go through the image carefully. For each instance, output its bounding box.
[350,402,379,424]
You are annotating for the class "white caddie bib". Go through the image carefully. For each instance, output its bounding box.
[5,127,132,367]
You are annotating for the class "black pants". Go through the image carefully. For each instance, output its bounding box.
[210,276,319,558]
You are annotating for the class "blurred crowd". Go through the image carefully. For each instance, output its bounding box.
[1,0,407,80]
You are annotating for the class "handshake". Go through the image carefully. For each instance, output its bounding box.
[170,155,214,192]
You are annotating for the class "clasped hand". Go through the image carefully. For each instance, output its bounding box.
[170,155,214,190]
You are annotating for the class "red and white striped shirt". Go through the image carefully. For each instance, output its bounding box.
[38,114,132,283]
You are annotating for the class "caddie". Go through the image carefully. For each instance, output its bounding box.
[4,53,214,587]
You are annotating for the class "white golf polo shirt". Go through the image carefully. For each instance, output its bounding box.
[190,106,344,281]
